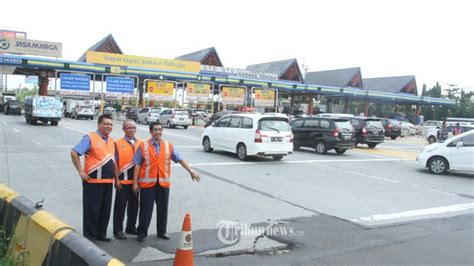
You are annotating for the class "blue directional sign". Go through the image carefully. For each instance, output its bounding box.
[60,74,90,91]
[0,56,22,65]
[106,77,135,94]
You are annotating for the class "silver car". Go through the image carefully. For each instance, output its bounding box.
[137,107,162,125]
[159,109,192,129]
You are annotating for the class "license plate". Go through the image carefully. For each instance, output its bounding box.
[271,137,282,142]
[179,118,184,120]
[343,135,351,140]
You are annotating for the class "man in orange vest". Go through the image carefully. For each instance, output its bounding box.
[70,114,116,243]
[113,119,142,240]
[133,121,200,242]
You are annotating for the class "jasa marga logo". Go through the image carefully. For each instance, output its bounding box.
[0,39,10,50]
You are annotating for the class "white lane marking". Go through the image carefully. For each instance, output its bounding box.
[12,128,20,133]
[0,145,72,148]
[174,145,202,148]
[315,162,400,184]
[32,139,42,146]
[2,121,7,125]
[135,125,201,141]
[170,158,402,168]
[59,124,89,134]
[351,202,474,223]
[284,158,402,164]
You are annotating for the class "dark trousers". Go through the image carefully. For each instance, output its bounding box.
[113,184,139,234]
[82,182,113,241]
[137,183,169,238]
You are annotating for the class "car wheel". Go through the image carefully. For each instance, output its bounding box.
[391,136,397,140]
[314,140,327,154]
[237,143,248,161]
[428,157,449,175]
[335,148,346,154]
[428,136,436,144]
[203,137,213,152]
[167,121,172,128]
[183,126,189,129]
[51,121,58,126]
[368,143,377,148]
[272,155,284,161]
[145,118,149,125]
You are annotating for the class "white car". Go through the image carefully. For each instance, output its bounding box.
[417,130,474,174]
[425,125,474,144]
[201,113,294,161]
[137,107,161,125]
[159,109,192,129]
[400,121,417,136]
[70,105,94,120]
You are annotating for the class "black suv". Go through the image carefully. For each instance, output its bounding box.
[346,117,384,148]
[204,110,238,127]
[290,117,355,154]
[4,100,21,115]
[380,118,401,140]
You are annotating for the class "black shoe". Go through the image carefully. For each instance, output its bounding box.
[125,228,138,235]
[137,235,146,242]
[157,233,170,240]
[114,231,127,240]
[96,236,112,242]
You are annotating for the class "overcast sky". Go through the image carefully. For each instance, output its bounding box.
[1,0,472,93]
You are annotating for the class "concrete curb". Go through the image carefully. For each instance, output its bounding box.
[0,183,124,266]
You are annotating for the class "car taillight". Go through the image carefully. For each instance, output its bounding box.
[362,128,368,136]
[387,124,392,131]
[332,128,340,137]
[254,130,268,143]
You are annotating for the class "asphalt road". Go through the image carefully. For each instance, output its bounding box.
[1,113,473,265]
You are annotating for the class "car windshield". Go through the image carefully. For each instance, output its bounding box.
[151,109,161,113]
[259,118,291,132]
[366,120,384,129]
[334,120,353,130]
[8,101,19,106]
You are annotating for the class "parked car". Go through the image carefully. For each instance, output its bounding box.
[137,107,161,124]
[417,130,474,174]
[420,120,443,136]
[71,105,94,120]
[346,117,384,148]
[4,100,21,115]
[201,113,293,161]
[425,125,474,144]
[159,109,192,129]
[380,118,401,140]
[400,121,417,136]
[103,107,116,116]
[126,107,139,122]
[205,110,238,127]
[291,117,355,154]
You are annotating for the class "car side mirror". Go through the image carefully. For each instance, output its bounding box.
[456,141,463,148]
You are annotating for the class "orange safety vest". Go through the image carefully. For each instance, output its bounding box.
[116,137,142,185]
[84,132,116,183]
[138,139,173,189]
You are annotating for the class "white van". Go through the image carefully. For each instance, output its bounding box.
[200,113,293,161]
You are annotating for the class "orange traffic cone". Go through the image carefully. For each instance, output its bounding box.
[173,213,195,266]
